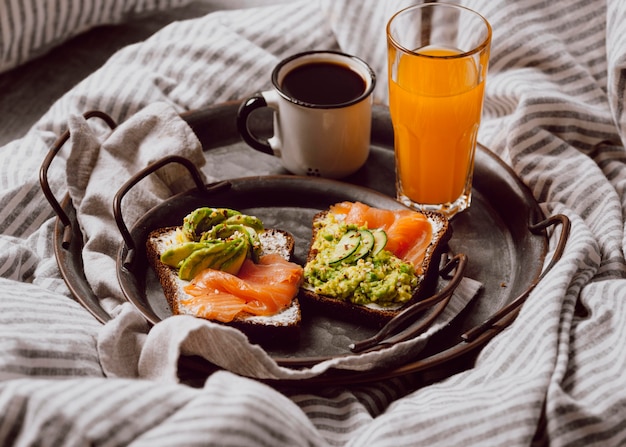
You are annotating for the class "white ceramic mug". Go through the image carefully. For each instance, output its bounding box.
[237,51,376,179]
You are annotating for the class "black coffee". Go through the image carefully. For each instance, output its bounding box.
[281,62,366,106]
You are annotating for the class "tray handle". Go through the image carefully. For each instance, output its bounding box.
[461,213,570,342]
[113,155,210,269]
[39,110,118,248]
[351,252,468,353]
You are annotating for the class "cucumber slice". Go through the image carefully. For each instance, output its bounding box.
[328,230,361,264]
[371,229,388,256]
[330,230,377,265]
[349,229,375,262]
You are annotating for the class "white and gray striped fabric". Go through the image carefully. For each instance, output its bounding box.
[1,0,626,445]
[0,0,193,74]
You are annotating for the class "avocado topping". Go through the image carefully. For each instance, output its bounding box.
[304,213,418,306]
[161,207,264,280]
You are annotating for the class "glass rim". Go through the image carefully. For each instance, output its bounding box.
[386,3,492,60]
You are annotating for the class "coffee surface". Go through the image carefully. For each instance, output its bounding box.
[281,62,366,106]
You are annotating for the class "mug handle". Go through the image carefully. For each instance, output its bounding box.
[236,93,274,156]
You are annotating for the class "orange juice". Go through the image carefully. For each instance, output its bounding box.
[388,45,486,209]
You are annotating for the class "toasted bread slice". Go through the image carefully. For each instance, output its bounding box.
[146,226,301,344]
[299,207,451,327]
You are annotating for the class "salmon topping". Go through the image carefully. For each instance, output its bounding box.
[329,201,433,273]
[182,253,303,323]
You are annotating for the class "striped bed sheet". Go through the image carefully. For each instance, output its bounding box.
[0,0,194,74]
[1,0,626,445]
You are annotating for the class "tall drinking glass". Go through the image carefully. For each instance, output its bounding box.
[387,3,491,218]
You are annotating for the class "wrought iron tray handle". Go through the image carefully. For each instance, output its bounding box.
[39,110,118,248]
[113,155,209,269]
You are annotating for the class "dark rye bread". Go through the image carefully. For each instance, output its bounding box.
[146,226,301,345]
[298,209,452,328]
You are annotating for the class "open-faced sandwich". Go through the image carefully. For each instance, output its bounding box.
[145,207,303,343]
[146,202,451,343]
[299,201,452,327]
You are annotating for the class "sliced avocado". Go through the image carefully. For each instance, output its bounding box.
[160,241,213,268]
[218,242,249,275]
[223,214,264,232]
[178,241,235,280]
[206,223,256,242]
[182,207,241,241]
[204,223,260,258]
[328,230,361,264]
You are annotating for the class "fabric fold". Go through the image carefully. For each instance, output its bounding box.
[99,276,481,382]
[64,101,207,313]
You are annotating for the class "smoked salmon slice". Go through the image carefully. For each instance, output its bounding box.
[329,201,433,273]
[182,253,303,323]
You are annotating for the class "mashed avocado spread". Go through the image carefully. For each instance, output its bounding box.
[304,213,418,306]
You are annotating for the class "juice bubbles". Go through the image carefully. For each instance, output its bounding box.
[386,3,491,218]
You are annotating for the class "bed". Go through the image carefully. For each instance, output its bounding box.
[1,1,625,445]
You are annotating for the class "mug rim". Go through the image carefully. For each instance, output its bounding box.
[271,50,377,109]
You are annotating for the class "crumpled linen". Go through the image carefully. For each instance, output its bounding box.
[1,0,626,446]
[0,0,194,74]
[65,101,207,313]
[99,278,480,381]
